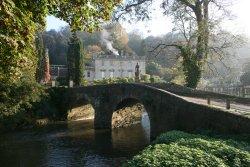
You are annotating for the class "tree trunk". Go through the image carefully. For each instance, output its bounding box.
[203,0,209,58]
[194,1,205,60]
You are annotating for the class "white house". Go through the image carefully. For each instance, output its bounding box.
[85,52,146,81]
[50,52,146,82]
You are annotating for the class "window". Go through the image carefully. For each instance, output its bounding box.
[101,60,104,66]
[128,71,132,78]
[110,60,114,66]
[109,69,115,78]
[87,71,90,77]
[119,69,124,77]
[101,71,105,78]
[110,71,114,78]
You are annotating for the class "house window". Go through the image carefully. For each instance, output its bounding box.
[87,71,90,77]
[102,60,104,66]
[119,69,124,77]
[101,71,105,78]
[110,71,114,78]
[128,72,132,78]
[109,69,115,78]
[128,70,133,78]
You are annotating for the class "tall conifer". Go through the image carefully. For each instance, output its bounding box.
[67,32,85,86]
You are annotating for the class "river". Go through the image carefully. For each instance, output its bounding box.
[0,112,150,167]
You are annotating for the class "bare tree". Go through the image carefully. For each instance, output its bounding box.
[114,0,242,88]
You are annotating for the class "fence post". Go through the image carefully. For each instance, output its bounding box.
[207,97,211,105]
[226,99,230,110]
[69,80,74,88]
[52,80,56,87]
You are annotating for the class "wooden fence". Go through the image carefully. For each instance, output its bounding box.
[203,85,250,98]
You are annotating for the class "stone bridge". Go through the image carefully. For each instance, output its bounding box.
[57,83,250,138]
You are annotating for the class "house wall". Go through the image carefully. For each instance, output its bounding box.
[94,58,145,80]
[84,70,95,81]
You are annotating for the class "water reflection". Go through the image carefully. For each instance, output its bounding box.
[0,114,150,167]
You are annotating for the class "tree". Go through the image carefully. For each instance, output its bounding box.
[35,33,45,82]
[240,62,250,86]
[67,32,85,86]
[1,0,121,84]
[114,0,235,88]
[0,0,121,128]
[128,31,146,57]
[240,72,250,86]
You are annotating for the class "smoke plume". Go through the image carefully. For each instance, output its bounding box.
[101,29,119,55]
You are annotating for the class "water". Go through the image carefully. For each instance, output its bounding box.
[0,113,150,167]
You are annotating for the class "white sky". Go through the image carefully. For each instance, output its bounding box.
[46,0,250,38]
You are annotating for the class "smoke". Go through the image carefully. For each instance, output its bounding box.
[101,29,119,55]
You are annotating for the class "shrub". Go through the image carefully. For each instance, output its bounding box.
[141,74,151,83]
[0,78,45,131]
[56,77,68,86]
[124,131,250,167]
[124,144,226,167]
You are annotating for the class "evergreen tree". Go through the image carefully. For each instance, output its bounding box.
[67,32,85,86]
[35,33,45,82]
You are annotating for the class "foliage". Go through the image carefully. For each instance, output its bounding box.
[140,74,151,83]
[180,46,202,88]
[56,77,68,86]
[128,31,146,57]
[0,0,121,130]
[240,72,250,86]
[124,144,226,167]
[115,0,243,88]
[240,62,250,86]
[35,33,46,82]
[146,62,162,76]
[93,77,135,85]
[67,32,85,86]
[124,131,250,167]
[93,74,164,85]
[0,78,45,131]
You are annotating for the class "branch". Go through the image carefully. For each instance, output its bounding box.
[113,0,152,21]
[178,0,196,10]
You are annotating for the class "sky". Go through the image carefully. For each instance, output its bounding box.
[46,0,250,38]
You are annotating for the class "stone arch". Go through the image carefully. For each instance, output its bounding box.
[67,93,96,121]
[111,97,151,136]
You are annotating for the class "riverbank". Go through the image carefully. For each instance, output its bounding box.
[123,131,250,167]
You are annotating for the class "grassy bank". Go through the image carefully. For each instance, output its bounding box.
[123,131,250,167]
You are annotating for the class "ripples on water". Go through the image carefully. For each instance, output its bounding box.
[0,112,150,167]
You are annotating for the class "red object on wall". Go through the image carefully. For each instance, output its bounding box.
[44,49,51,83]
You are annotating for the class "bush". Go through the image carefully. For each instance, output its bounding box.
[124,144,226,167]
[141,74,151,83]
[56,77,68,86]
[0,78,45,131]
[124,131,250,167]
[93,77,134,85]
